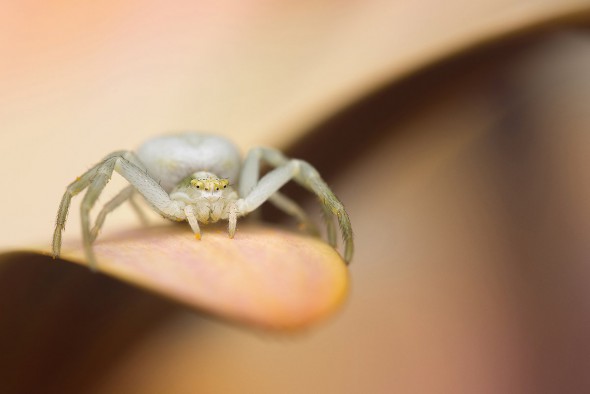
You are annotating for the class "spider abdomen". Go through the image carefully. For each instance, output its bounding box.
[136,133,242,192]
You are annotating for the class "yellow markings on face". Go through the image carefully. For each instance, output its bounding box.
[191,177,229,191]
[190,179,205,189]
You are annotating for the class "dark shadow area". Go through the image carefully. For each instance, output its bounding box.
[0,252,182,394]
[286,35,535,178]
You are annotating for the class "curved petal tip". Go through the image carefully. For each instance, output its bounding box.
[56,223,349,330]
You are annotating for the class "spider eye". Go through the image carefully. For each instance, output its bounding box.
[191,179,205,189]
[223,185,227,189]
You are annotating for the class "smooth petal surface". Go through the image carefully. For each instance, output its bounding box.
[54,223,349,330]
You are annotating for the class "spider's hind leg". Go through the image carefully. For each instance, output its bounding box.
[268,192,320,236]
[89,185,149,242]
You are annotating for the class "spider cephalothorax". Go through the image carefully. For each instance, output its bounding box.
[170,172,237,223]
[52,133,353,269]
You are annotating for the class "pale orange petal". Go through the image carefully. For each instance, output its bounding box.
[52,223,349,330]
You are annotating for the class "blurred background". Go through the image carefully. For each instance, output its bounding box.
[1,1,590,393]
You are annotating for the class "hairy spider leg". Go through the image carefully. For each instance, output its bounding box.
[53,151,186,270]
[89,185,149,242]
[53,150,127,258]
[240,150,320,236]
[241,148,339,248]
[267,192,320,236]
[80,156,117,269]
[88,150,153,242]
[238,148,353,263]
[129,192,150,225]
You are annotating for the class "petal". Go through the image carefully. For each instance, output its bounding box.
[54,223,349,330]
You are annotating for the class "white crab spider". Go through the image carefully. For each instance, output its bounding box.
[52,132,353,270]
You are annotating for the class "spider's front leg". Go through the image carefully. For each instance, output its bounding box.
[237,148,354,263]
[53,150,128,259]
[53,151,186,270]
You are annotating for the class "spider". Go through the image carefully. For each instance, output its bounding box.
[52,132,353,270]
